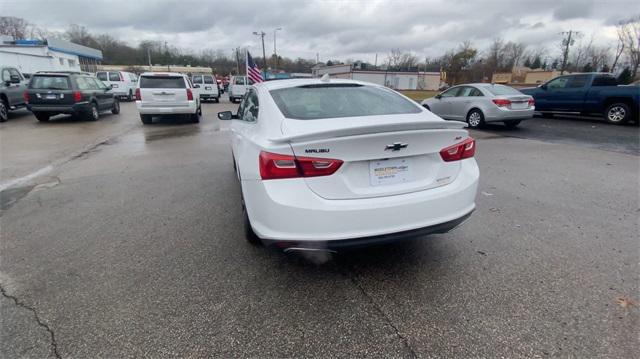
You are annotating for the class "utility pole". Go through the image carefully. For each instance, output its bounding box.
[147,48,151,67]
[560,30,579,75]
[273,27,282,71]
[234,48,240,75]
[374,53,378,69]
[253,31,267,71]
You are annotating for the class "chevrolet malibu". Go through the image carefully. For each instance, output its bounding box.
[218,79,479,250]
[421,83,534,129]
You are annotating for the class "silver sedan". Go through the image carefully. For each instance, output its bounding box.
[421,84,535,128]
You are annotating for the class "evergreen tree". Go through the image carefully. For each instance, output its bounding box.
[531,56,542,69]
[617,67,632,84]
[523,57,531,68]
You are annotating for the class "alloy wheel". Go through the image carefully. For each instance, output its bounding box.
[607,106,626,123]
[468,112,481,127]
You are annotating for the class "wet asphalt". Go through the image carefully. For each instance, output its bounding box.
[0,97,638,358]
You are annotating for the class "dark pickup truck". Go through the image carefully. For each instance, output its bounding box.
[520,73,639,124]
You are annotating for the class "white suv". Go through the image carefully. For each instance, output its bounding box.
[135,72,201,125]
[228,75,249,103]
[191,74,220,102]
[96,71,138,101]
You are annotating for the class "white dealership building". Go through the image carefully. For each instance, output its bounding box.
[312,63,443,90]
[0,36,103,74]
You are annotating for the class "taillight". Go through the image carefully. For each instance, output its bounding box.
[528,98,535,107]
[492,99,511,107]
[440,137,475,162]
[23,91,29,104]
[186,88,193,101]
[259,151,343,180]
[73,91,82,102]
[135,88,141,101]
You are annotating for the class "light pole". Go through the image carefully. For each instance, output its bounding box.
[273,27,282,71]
[253,31,267,71]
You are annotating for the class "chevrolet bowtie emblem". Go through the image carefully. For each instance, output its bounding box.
[385,143,408,151]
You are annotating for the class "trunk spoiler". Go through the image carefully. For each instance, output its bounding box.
[270,120,466,144]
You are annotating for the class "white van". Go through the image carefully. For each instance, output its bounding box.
[96,71,138,101]
[191,74,219,102]
[228,75,249,103]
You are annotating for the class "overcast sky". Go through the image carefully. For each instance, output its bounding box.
[4,0,636,63]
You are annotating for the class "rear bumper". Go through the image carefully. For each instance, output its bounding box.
[199,93,219,99]
[243,158,479,242]
[136,101,197,115]
[27,102,91,114]
[484,107,535,122]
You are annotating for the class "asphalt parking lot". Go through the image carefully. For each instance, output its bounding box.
[1,97,638,358]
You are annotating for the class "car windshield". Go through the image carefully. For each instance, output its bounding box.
[139,76,185,88]
[30,75,71,90]
[270,84,421,120]
[484,85,521,96]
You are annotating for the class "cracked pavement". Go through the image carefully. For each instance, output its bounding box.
[0,99,638,357]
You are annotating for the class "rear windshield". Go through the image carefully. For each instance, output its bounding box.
[96,72,108,81]
[109,72,121,81]
[203,76,215,84]
[485,85,521,96]
[234,77,246,85]
[139,76,185,88]
[192,75,202,83]
[30,75,71,90]
[270,84,421,120]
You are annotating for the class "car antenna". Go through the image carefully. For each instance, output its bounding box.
[320,74,330,82]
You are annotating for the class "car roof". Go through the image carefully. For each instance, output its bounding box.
[255,78,380,91]
[140,72,185,77]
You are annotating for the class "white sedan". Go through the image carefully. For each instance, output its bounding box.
[218,79,479,251]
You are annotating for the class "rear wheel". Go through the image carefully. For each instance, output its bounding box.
[0,99,8,122]
[34,112,50,122]
[504,120,521,129]
[127,90,133,101]
[214,97,219,103]
[111,99,120,114]
[140,114,152,124]
[605,103,630,125]
[86,103,99,121]
[190,106,201,123]
[466,109,484,129]
[242,197,261,245]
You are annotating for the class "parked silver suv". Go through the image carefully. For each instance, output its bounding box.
[0,66,28,122]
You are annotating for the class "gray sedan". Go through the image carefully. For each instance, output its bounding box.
[421,84,534,128]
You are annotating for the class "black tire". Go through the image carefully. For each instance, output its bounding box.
[127,90,133,102]
[605,103,631,125]
[140,114,152,124]
[111,99,120,114]
[214,97,219,103]
[466,109,485,129]
[422,104,430,111]
[540,112,554,118]
[242,198,261,245]
[0,99,8,122]
[504,120,521,129]
[86,102,99,121]
[34,112,50,122]
[190,106,201,123]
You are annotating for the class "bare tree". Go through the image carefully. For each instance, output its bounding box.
[0,16,29,39]
[611,32,625,73]
[618,16,640,80]
[503,42,527,70]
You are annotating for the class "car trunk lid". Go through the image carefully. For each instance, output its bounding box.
[276,114,469,200]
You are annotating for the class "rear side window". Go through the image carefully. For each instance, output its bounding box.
[203,76,215,84]
[109,72,121,81]
[485,85,521,96]
[270,84,421,120]
[592,76,618,86]
[96,72,108,81]
[192,75,203,83]
[128,73,137,81]
[30,76,71,90]
[139,76,186,88]
[75,77,93,90]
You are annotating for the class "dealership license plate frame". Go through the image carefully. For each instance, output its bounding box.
[369,157,412,186]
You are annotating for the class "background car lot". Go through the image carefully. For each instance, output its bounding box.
[0,96,637,358]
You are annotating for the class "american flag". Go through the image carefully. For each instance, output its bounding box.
[246,51,263,84]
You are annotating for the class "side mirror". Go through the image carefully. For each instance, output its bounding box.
[435,94,442,99]
[9,75,20,84]
[218,111,237,120]
[106,84,113,90]
[193,84,200,88]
